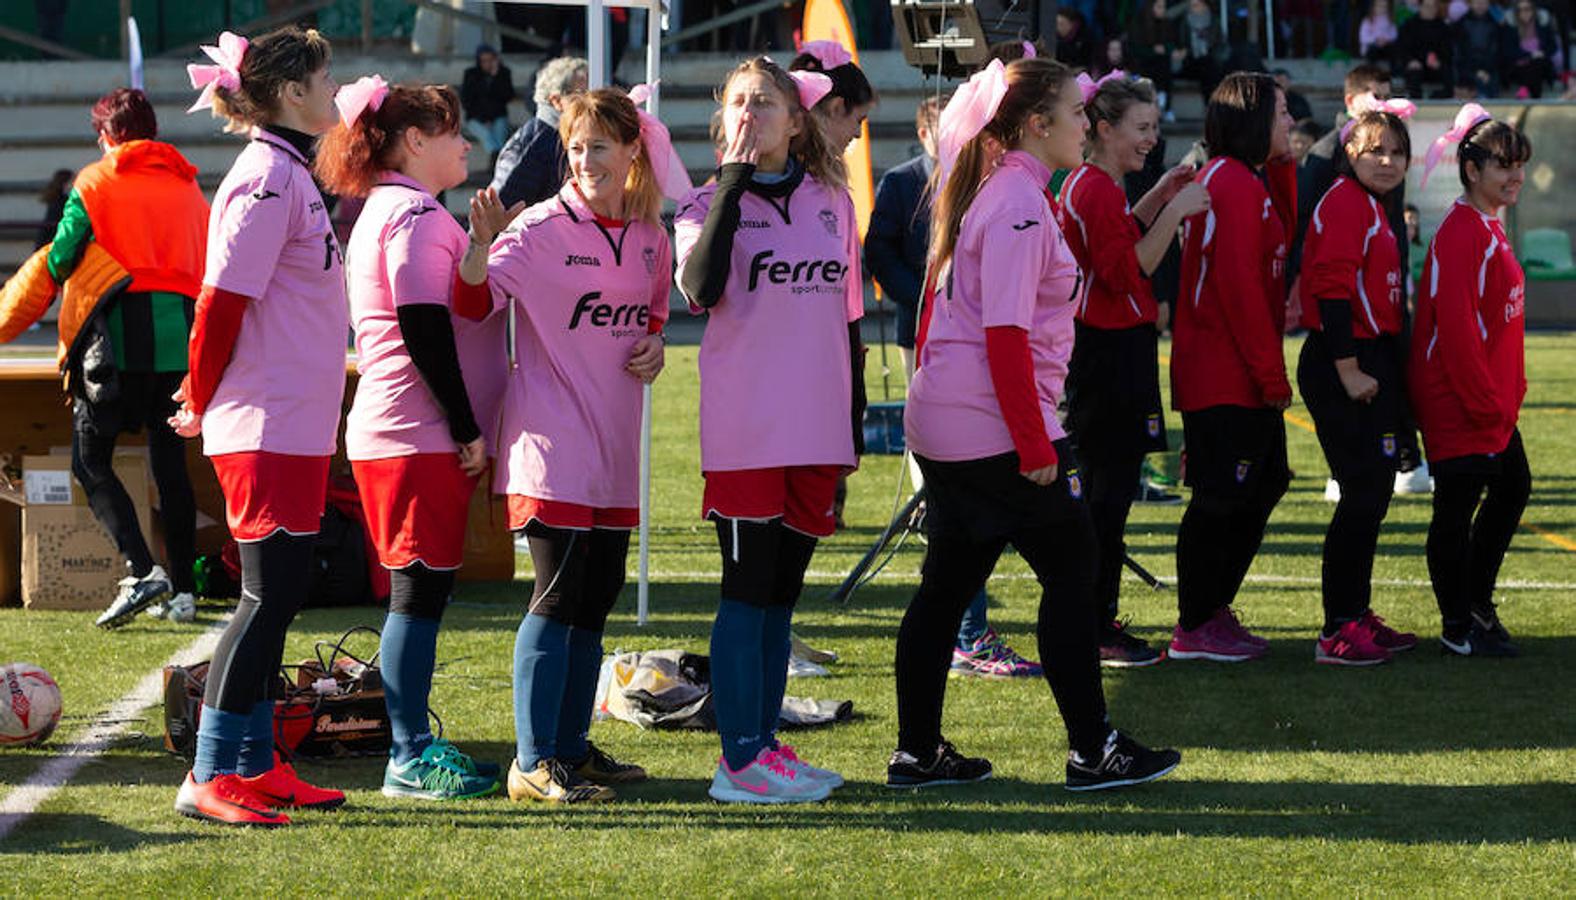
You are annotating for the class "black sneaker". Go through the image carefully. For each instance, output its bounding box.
[1471,605,1512,643]
[95,565,173,629]
[1099,620,1164,668]
[1440,623,1519,658]
[886,740,993,788]
[1065,731,1181,792]
[571,741,648,785]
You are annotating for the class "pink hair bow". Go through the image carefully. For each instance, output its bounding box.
[1338,92,1417,142]
[1420,102,1492,189]
[789,70,834,110]
[799,39,852,70]
[936,59,1010,190]
[1076,69,1128,104]
[1022,41,1037,59]
[627,82,694,201]
[186,31,249,113]
[335,74,389,127]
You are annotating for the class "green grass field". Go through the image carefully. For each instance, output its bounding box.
[3,336,1573,896]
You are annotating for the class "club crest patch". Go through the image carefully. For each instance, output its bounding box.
[1381,433,1397,458]
[1065,467,1083,499]
[819,208,839,236]
[1146,414,1162,438]
[1235,459,1253,483]
[642,245,657,275]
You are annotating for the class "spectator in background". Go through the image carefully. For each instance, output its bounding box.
[490,55,585,209]
[866,96,939,382]
[460,44,516,155]
[1329,0,1356,53]
[1399,0,1457,97]
[1056,8,1097,70]
[1506,0,1559,97]
[1291,118,1325,163]
[1275,69,1316,121]
[1361,0,1402,62]
[1280,0,1325,57]
[1095,36,1131,78]
[1129,0,1178,117]
[35,168,73,249]
[1454,0,1511,97]
[1174,0,1227,102]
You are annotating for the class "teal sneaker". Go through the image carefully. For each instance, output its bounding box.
[430,737,501,779]
[382,744,500,800]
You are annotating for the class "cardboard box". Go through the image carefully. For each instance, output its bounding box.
[20,452,151,611]
[0,474,20,607]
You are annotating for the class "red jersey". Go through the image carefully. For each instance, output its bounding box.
[1058,163,1157,328]
[1408,200,1527,462]
[1299,176,1403,337]
[1172,156,1294,411]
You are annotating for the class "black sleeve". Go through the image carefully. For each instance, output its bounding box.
[679,163,754,308]
[396,303,482,444]
[849,320,867,457]
[1317,298,1357,360]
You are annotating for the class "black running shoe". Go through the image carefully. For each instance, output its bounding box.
[1065,731,1181,792]
[886,740,993,788]
[571,741,648,785]
[1099,620,1164,668]
[95,565,173,629]
[1440,623,1519,658]
[1470,605,1512,644]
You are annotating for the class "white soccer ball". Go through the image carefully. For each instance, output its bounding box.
[0,663,62,747]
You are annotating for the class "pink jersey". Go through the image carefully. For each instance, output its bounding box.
[906,151,1080,461]
[674,170,862,471]
[344,172,507,461]
[486,185,672,508]
[202,130,348,457]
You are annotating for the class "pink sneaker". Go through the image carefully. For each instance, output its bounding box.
[1217,606,1270,649]
[1315,620,1392,666]
[1359,610,1417,652]
[1168,615,1265,663]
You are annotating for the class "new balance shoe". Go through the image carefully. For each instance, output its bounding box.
[430,737,501,779]
[1099,619,1164,668]
[145,592,197,623]
[1440,623,1520,658]
[174,772,290,827]
[708,748,831,804]
[382,743,499,800]
[1168,612,1265,663]
[96,565,173,629]
[1359,609,1418,652]
[949,629,1044,679]
[1216,606,1271,649]
[570,741,648,785]
[885,740,993,788]
[242,754,346,810]
[774,743,843,789]
[507,757,615,804]
[1471,604,1513,644]
[1065,730,1181,792]
[1315,620,1392,667]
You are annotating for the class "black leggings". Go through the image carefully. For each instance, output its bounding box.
[523,522,630,631]
[714,517,819,609]
[389,563,455,621]
[1427,431,1531,635]
[1083,450,1144,623]
[203,531,314,714]
[895,455,1108,759]
[70,371,196,593]
[1321,469,1394,631]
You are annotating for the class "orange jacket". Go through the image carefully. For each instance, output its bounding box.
[74,140,208,297]
[0,242,131,386]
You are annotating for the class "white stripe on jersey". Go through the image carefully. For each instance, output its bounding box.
[1060,166,1094,316]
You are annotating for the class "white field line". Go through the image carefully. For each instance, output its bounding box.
[623,570,1576,592]
[0,616,229,843]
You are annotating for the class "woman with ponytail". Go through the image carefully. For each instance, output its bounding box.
[315,79,505,800]
[460,86,682,804]
[892,57,1180,793]
[1059,74,1210,668]
[675,56,861,804]
[1411,106,1532,658]
[789,40,878,153]
[170,25,345,827]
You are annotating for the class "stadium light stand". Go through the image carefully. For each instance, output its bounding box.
[486,1,668,627]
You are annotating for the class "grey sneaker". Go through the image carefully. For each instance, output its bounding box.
[164,592,197,623]
[95,565,172,629]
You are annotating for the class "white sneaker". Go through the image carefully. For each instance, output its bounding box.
[774,744,844,789]
[707,748,832,804]
[1324,478,1342,502]
[1394,463,1434,495]
[786,654,828,678]
[165,593,197,623]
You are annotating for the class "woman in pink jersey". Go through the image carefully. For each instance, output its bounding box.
[1059,75,1209,668]
[315,79,505,800]
[893,57,1179,792]
[1411,107,1532,658]
[459,88,680,804]
[167,26,346,827]
[675,57,862,804]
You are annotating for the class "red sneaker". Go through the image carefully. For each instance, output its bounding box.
[241,754,347,810]
[1359,610,1418,652]
[1315,620,1392,667]
[174,772,291,827]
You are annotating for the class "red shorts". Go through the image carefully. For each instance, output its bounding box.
[507,494,639,532]
[352,454,479,570]
[211,451,330,542]
[702,465,842,538]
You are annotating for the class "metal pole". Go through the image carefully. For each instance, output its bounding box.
[1265,0,1276,59]
[588,0,608,88]
[637,0,662,628]
[361,0,373,53]
[120,0,132,59]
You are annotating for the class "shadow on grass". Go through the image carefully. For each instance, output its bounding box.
[0,813,215,856]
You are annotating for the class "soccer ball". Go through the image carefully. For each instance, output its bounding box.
[0,663,62,747]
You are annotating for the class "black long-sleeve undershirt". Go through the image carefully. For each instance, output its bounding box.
[679,162,755,308]
[396,303,481,445]
[1317,298,1357,360]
